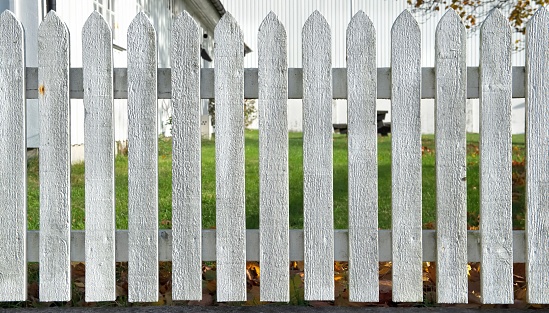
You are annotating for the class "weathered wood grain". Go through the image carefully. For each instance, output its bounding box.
[82,11,116,302]
[479,9,513,304]
[525,6,549,304]
[38,11,71,302]
[0,10,26,302]
[171,11,202,301]
[127,12,158,303]
[346,10,378,303]
[434,9,468,304]
[258,12,289,302]
[302,10,334,301]
[390,10,423,303]
[214,12,246,302]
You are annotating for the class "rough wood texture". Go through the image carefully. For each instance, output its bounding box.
[346,10,378,303]
[258,12,289,303]
[525,6,549,304]
[82,11,115,302]
[434,9,468,304]
[171,11,202,301]
[479,9,513,304]
[390,10,423,303]
[127,12,158,303]
[302,11,334,301]
[214,12,246,302]
[38,11,71,302]
[0,10,26,302]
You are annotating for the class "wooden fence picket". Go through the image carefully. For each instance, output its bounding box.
[171,11,202,301]
[302,10,334,301]
[391,10,423,302]
[390,10,423,303]
[214,12,246,302]
[346,10,378,303]
[0,10,26,302]
[38,11,71,302]
[127,12,158,303]
[82,11,116,302]
[434,9,468,304]
[479,9,513,304]
[258,12,289,302]
[525,6,549,304]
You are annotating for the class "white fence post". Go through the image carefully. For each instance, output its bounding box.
[83,11,116,302]
[127,12,158,303]
[525,6,549,304]
[258,11,289,302]
[0,10,26,302]
[390,9,423,303]
[479,9,513,304]
[302,10,334,301]
[171,10,202,301]
[346,10,378,303]
[434,9,468,304]
[214,12,246,302]
[38,10,71,302]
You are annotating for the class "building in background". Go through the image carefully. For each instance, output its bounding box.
[0,0,227,162]
[222,0,527,135]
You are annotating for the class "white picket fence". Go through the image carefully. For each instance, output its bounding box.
[0,6,548,305]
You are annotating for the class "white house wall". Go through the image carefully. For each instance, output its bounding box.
[223,0,528,134]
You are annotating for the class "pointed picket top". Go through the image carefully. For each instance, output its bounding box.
[128,11,155,36]
[173,10,199,35]
[215,12,243,45]
[259,11,285,37]
[436,9,465,38]
[347,10,374,38]
[0,10,22,32]
[527,5,548,32]
[481,9,511,34]
[392,9,419,35]
[303,10,329,38]
[84,10,111,33]
[39,10,69,38]
[258,11,286,56]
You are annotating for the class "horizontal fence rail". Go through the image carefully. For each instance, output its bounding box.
[0,5,548,306]
[24,230,528,263]
[23,66,528,100]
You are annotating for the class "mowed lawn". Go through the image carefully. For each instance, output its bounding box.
[25,130,526,230]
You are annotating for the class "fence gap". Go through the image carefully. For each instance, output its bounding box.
[214,12,246,302]
[83,11,116,302]
[525,6,549,304]
[390,10,423,303]
[479,9,513,304]
[346,10,378,303]
[171,10,202,301]
[0,10,26,302]
[302,10,334,301]
[434,9,468,304]
[258,11,289,302]
[38,10,71,302]
[127,12,158,303]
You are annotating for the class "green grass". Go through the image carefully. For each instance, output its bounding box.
[25,130,526,231]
